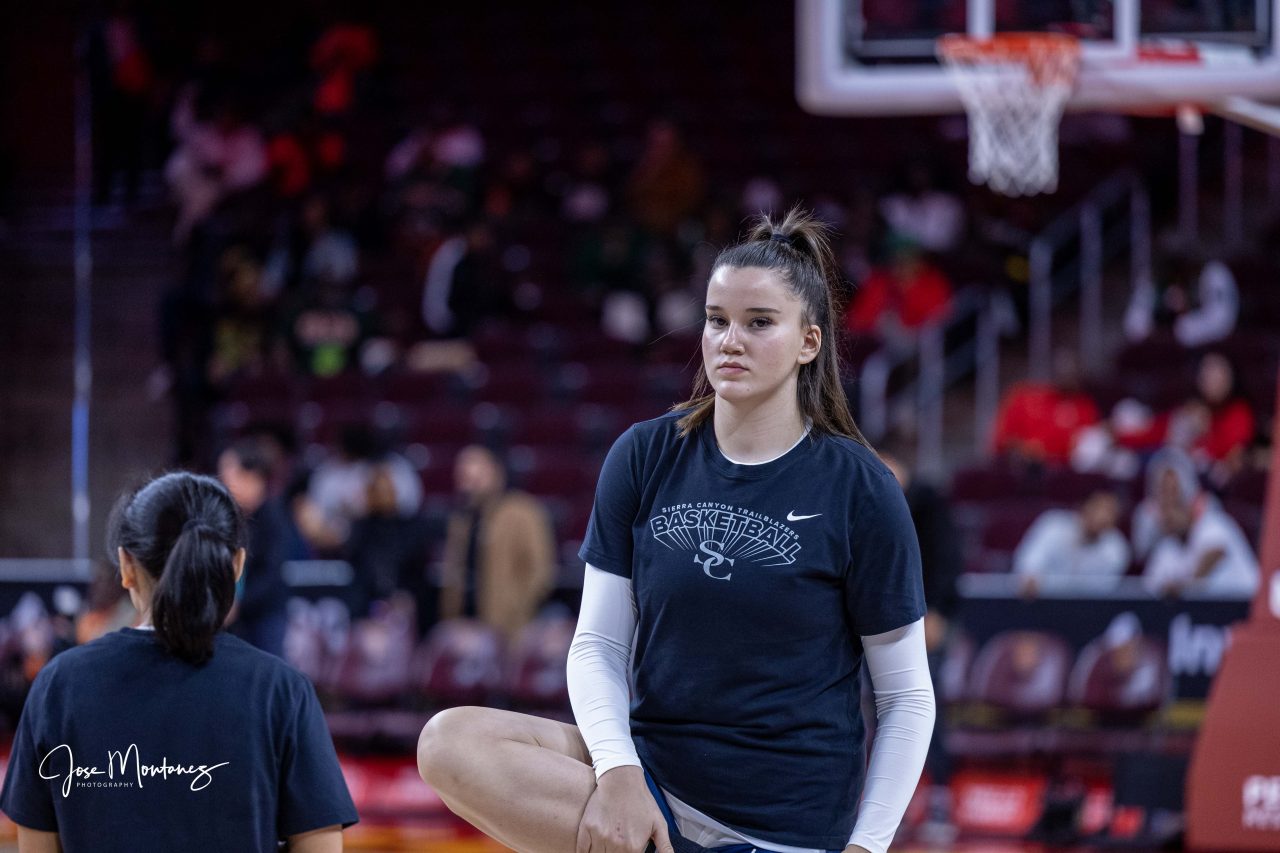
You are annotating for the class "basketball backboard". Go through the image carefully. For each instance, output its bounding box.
[798,0,1280,116]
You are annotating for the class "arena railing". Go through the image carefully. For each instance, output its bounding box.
[1026,169,1150,380]
[859,169,1152,476]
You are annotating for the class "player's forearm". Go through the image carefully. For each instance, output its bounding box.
[847,619,936,853]
[567,565,641,777]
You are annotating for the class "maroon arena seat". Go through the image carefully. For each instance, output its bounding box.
[506,615,576,713]
[969,502,1047,573]
[940,631,976,705]
[412,619,506,708]
[950,464,1025,503]
[1067,635,1170,722]
[331,607,418,707]
[968,630,1073,718]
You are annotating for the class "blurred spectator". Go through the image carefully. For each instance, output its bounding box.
[1085,611,1166,712]
[421,223,503,337]
[386,120,485,230]
[75,561,137,645]
[844,235,952,341]
[206,245,271,386]
[309,22,379,116]
[559,141,613,224]
[1114,351,1255,471]
[265,131,313,199]
[1130,448,1199,564]
[1124,251,1238,347]
[302,427,423,551]
[879,162,966,254]
[992,350,1100,465]
[1140,454,1259,597]
[88,5,155,206]
[165,92,267,242]
[440,446,556,643]
[569,217,646,310]
[839,187,886,290]
[7,594,57,685]
[626,119,706,237]
[1013,491,1130,596]
[881,444,960,843]
[485,149,550,225]
[262,194,360,298]
[281,279,378,377]
[344,465,434,632]
[219,438,291,657]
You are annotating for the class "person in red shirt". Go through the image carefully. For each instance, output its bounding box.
[992,350,1100,464]
[1116,350,1255,467]
[845,235,953,338]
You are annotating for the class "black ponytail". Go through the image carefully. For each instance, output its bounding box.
[107,473,244,665]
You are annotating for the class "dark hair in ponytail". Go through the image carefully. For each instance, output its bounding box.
[106,473,244,665]
[673,206,870,447]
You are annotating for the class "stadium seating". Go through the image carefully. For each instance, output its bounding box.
[967,630,1074,718]
[1066,636,1170,723]
[505,615,575,717]
[411,619,507,710]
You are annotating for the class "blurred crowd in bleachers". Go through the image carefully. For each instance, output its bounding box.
[0,0,1262,780]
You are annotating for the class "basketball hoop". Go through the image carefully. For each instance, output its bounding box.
[937,33,1081,196]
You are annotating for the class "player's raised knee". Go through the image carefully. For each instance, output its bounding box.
[417,706,479,786]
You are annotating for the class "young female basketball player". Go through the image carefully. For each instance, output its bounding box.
[417,209,934,853]
[0,473,358,852]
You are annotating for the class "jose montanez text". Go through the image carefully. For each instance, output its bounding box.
[39,744,228,797]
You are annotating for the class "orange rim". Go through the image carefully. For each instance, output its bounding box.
[938,32,1081,85]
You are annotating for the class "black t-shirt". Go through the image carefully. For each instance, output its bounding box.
[579,413,925,850]
[0,628,357,852]
[905,479,961,619]
[238,499,291,625]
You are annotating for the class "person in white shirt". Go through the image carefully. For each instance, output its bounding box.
[1130,448,1199,564]
[1142,491,1259,597]
[1123,253,1238,347]
[1013,491,1130,596]
[879,163,966,255]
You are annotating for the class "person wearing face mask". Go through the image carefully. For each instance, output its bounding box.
[417,209,933,853]
[0,473,357,852]
[1134,448,1259,598]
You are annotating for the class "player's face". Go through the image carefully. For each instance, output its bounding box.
[702,266,820,407]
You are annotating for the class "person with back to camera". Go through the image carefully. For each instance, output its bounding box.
[0,473,358,852]
[417,208,935,853]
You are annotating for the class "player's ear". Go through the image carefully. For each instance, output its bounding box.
[119,547,138,590]
[798,324,821,365]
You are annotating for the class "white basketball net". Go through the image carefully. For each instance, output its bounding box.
[938,34,1081,196]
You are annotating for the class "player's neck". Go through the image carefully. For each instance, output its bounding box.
[712,392,807,464]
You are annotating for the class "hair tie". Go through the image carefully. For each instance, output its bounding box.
[769,232,793,246]
[182,518,207,535]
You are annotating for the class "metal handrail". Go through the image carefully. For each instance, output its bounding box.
[856,286,986,472]
[1027,170,1150,379]
[858,169,1152,471]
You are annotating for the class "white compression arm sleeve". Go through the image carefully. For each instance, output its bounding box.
[566,563,640,779]
[848,618,936,853]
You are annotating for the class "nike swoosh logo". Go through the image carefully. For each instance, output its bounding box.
[786,512,822,521]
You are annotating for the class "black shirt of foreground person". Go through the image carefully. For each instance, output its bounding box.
[0,627,357,852]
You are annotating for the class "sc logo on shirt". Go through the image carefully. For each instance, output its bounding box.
[696,541,735,581]
[649,503,802,579]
